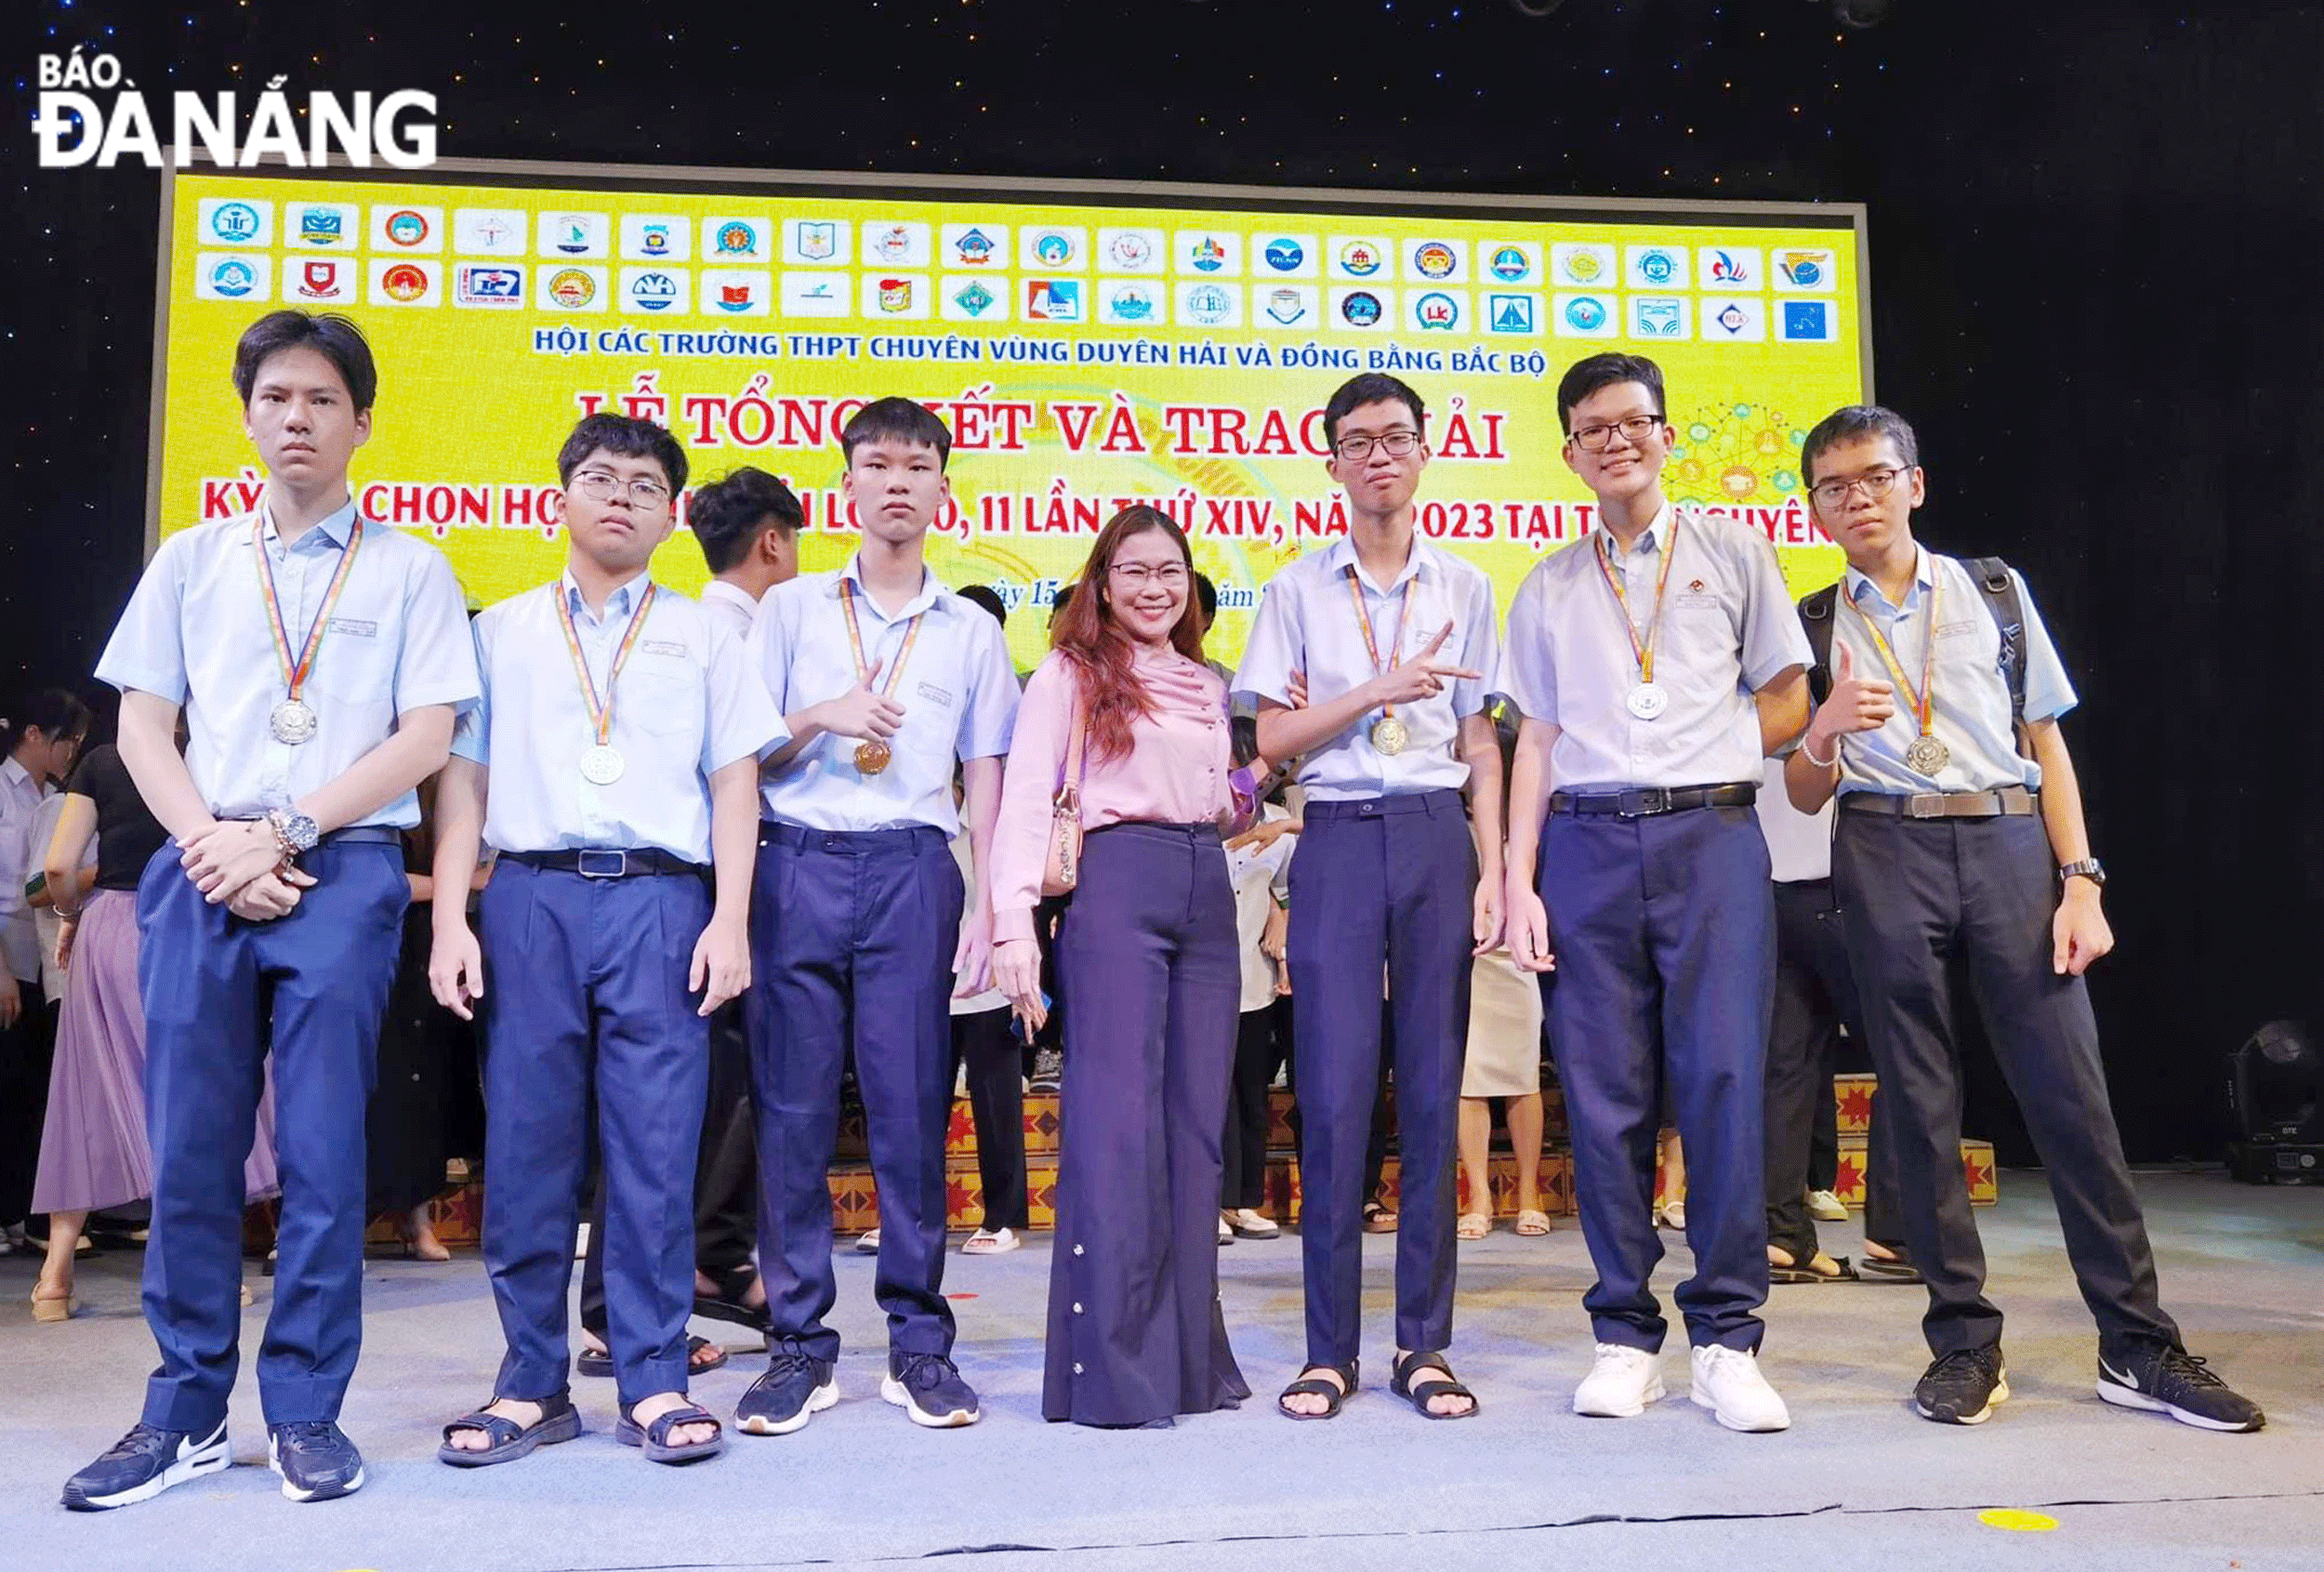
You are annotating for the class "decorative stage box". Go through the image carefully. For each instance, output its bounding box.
[1828,1135,1997,1208]
[1454,1152,1577,1219]
[1835,1073,1877,1136]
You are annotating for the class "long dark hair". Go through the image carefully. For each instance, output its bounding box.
[1,688,91,759]
[1049,505,1206,764]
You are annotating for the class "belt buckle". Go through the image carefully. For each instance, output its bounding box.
[576,849,627,878]
[1618,787,1670,819]
[1905,794,1945,820]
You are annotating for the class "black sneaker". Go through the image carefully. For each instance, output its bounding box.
[61,1420,231,1511]
[733,1343,838,1436]
[882,1350,981,1429]
[266,1421,365,1501]
[1029,1050,1063,1093]
[1913,1346,2009,1425]
[2097,1340,2265,1433]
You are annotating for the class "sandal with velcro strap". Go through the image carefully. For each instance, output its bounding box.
[1391,1351,1479,1420]
[1276,1359,1359,1420]
[437,1391,582,1467]
[616,1401,725,1465]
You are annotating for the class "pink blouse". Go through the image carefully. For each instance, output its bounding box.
[991,647,1234,944]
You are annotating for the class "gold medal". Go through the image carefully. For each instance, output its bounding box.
[1343,565,1416,759]
[838,576,925,775]
[854,739,893,775]
[1369,715,1409,756]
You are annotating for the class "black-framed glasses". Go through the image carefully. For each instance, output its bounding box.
[570,469,671,508]
[1567,414,1665,452]
[1808,468,1906,509]
[1333,429,1422,461]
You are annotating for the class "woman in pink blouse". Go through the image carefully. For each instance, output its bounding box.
[992,504,1260,1428]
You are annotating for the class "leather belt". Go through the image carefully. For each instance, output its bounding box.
[1549,783,1757,818]
[322,826,403,847]
[1839,786,2038,819]
[501,848,706,878]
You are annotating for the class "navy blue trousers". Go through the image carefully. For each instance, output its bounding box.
[749,823,961,1363]
[476,860,710,1407]
[137,838,404,1431]
[1832,809,2176,1356]
[1046,823,1248,1425]
[1538,802,1774,1354]
[1286,790,1473,1368]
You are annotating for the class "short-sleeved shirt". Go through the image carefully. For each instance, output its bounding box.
[94,500,481,829]
[1496,505,1809,792]
[1824,547,2075,799]
[751,555,1020,835]
[1225,803,1295,1012]
[452,571,786,865]
[1233,535,1500,801]
[701,577,761,641]
[64,745,170,892]
[0,756,51,984]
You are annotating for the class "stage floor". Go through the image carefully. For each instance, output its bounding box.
[5,1169,2318,1572]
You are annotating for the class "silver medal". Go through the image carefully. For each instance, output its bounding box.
[270,698,318,746]
[1904,735,1950,775]
[1626,681,1669,720]
[579,744,627,786]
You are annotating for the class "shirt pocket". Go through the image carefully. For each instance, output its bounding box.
[622,657,705,745]
[308,614,400,717]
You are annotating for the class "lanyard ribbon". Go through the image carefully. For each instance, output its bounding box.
[1591,512,1684,684]
[1843,572,1940,743]
[838,577,926,698]
[554,580,659,746]
[253,512,365,702]
[1342,566,1413,719]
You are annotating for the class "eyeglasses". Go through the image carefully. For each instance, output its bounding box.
[1108,561,1189,588]
[570,469,671,508]
[1333,429,1422,461]
[1567,414,1665,453]
[1808,468,1907,508]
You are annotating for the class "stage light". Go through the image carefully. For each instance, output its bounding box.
[2225,1019,2324,1184]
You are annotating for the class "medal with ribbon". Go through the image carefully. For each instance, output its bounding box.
[1593,512,1683,720]
[254,511,365,746]
[1344,565,1415,756]
[554,579,659,786]
[1844,574,1949,775]
[838,577,925,775]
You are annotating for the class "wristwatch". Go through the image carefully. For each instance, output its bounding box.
[2058,857,2106,888]
[266,807,321,859]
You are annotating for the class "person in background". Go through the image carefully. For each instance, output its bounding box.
[0,690,90,1257]
[32,739,281,1320]
[1457,713,1547,1242]
[1221,716,1292,1245]
[1024,581,1076,1094]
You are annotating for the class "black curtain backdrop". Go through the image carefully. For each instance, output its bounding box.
[6,1,2317,1160]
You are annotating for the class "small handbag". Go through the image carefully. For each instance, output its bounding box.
[1040,691,1090,897]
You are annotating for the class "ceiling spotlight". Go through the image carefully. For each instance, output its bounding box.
[1829,0,1895,27]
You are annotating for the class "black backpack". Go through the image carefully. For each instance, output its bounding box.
[1799,555,2027,723]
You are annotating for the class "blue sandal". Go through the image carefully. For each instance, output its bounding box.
[616,1401,725,1465]
[437,1392,582,1467]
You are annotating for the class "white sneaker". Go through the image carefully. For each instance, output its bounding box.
[1227,1208,1280,1239]
[1806,1189,1850,1222]
[1689,1345,1791,1432]
[1573,1342,1665,1417]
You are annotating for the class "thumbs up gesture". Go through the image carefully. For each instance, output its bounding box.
[818,655,905,741]
[1811,640,1897,746]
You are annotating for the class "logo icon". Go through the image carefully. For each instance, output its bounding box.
[384,209,429,247]
[1105,282,1158,323]
[1025,279,1082,323]
[1715,302,1749,335]
[549,216,595,255]
[297,259,344,299]
[954,226,997,265]
[1108,231,1154,270]
[1262,238,1304,272]
[795,222,837,262]
[1488,294,1536,333]
[1340,241,1383,277]
[1634,297,1684,337]
[1778,250,1829,288]
[1701,297,1766,340]
[953,281,997,317]
[1340,290,1383,327]
[1636,248,1678,286]
[1188,236,1228,273]
[547,269,597,309]
[1704,249,1751,286]
[1034,231,1075,268]
[458,211,522,253]
[1488,246,1530,284]
[295,208,343,246]
[715,220,760,257]
[876,277,914,314]
[874,225,915,262]
[629,271,679,311]
[209,258,257,297]
[1782,300,1833,339]
[1413,291,1459,330]
[1560,246,1606,285]
[1266,287,1308,325]
[1182,283,1234,324]
[210,202,261,244]
[1564,296,1607,332]
[456,264,522,306]
[1412,242,1458,280]
[380,263,429,303]
[639,223,672,258]
[715,280,758,313]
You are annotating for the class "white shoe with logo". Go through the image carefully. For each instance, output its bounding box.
[1689,1344,1791,1432]
[1573,1342,1665,1417]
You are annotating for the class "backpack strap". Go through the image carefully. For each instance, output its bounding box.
[1798,585,1839,705]
[1961,556,2027,726]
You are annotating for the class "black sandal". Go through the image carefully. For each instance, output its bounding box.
[693,1264,773,1333]
[1859,1246,1924,1284]
[1770,1253,1861,1285]
[577,1334,728,1379]
[1276,1360,1359,1420]
[1391,1352,1479,1420]
[437,1390,582,1467]
[616,1400,725,1464]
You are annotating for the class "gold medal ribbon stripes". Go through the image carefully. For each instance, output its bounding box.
[1343,566,1414,756]
[1843,573,1949,775]
[1593,513,1683,720]
[253,512,365,746]
[554,580,659,786]
[838,577,926,775]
